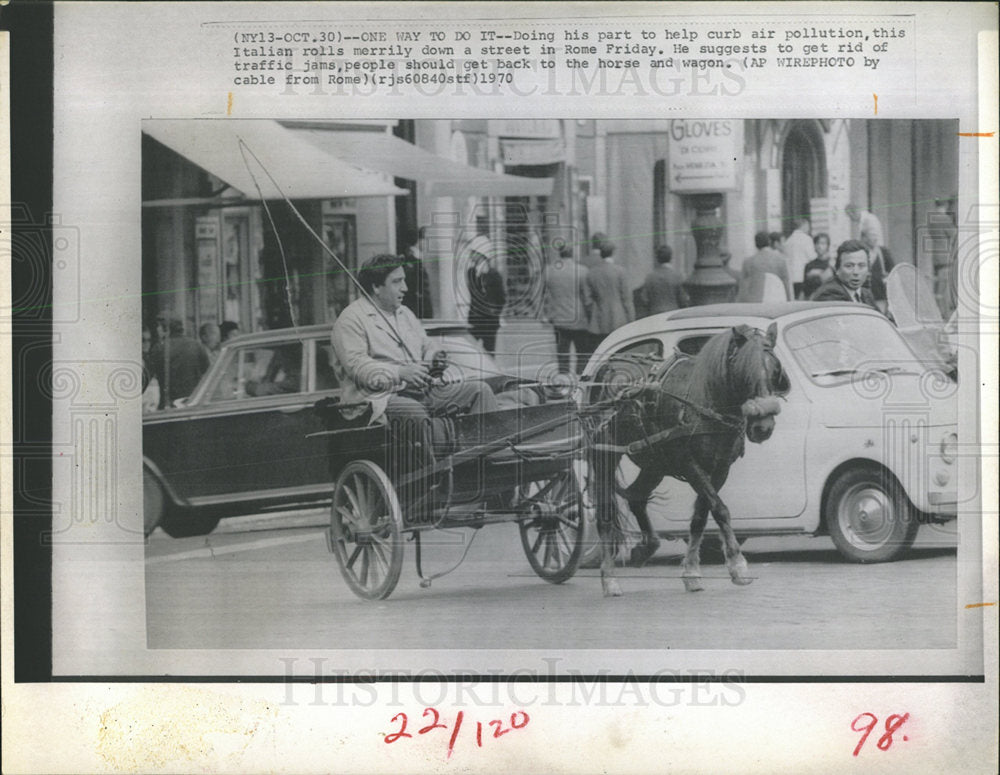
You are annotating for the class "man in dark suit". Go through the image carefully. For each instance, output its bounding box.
[635,243,688,317]
[810,239,879,310]
[861,225,895,313]
[465,235,506,357]
[149,317,211,408]
[401,226,434,319]
[584,240,635,352]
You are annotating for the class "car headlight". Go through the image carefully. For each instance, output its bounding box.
[940,432,957,465]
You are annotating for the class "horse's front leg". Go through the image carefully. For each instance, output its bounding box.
[684,462,752,587]
[681,495,710,592]
[625,466,663,567]
[591,449,623,597]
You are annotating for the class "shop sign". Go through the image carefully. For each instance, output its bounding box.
[668,119,741,193]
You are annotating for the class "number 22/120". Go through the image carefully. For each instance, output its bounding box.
[384,707,530,758]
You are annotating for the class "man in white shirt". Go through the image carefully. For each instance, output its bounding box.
[845,203,884,247]
[782,218,815,298]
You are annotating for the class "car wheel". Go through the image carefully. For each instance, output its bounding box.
[143,467,166,536]
[825,464,918,562]
[159,511,221,539]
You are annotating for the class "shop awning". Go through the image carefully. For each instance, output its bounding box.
[289,126,554,198]
[141,119,408,202]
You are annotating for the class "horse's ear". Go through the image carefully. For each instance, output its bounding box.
[765,322,778,348]
[732,325,752,344]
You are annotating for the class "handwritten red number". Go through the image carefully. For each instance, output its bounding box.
[384,712,412,744]
[476,721,483,747]
[446,711,464,760]
[510,710,530,729]
[852,712,910,755]
[877,713,910,751]
[851,713,878,757]
[489,719,511,738]
[418,707,447,735]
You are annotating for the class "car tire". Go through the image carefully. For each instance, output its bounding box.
[160,510,221,539]
[825,464,918,563]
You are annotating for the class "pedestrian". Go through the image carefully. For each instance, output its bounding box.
[199,321,221,363]
[845,202,884,246]
[219,320,241,342]
[464,235,506,357]
[782,218,814,298]
[149,317,210,408]
[401,226,434,319]
[737,231,793,302]
[802,232,833,299]
[584,239,634,353]
[140,324,160,413]
[635,244,688,317]
[542,241,591,375]
[810,239,879,310]
[861,224,895,314]
[583,231,607,269]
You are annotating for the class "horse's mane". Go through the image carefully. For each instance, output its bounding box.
[684,328,771,411]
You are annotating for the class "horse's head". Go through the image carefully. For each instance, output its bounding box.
[727,323,790,444]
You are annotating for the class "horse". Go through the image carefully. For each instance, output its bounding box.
[587,323,791,597]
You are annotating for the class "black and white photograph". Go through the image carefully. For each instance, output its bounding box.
[140,117,967,654]
[5,2,996,773]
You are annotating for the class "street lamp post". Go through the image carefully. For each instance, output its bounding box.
[683,193,737,306]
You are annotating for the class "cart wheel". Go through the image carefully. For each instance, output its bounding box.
[518,468,585,584]
[330,459,404,600]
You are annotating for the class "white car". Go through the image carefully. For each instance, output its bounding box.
[580,302,959,562]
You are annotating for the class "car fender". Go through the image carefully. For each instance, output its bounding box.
[142,457,190,511]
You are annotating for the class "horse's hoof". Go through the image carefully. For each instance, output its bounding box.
[602,577,623,597]
[683,576,704,593]
[728,557,753,586]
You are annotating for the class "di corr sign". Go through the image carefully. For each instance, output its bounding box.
[668,119,742,193]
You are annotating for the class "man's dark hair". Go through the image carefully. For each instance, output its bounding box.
[768,231,783,247]
[219,320,240,340]
[600,240,616,259]
[813,232,830,249]
[590,231,607,251]
[835,239,870,269]
[358,254,406,294]
[754,231,770,249]
[655,244,673,264]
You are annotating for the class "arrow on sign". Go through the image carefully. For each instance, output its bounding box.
[675,173,717,183]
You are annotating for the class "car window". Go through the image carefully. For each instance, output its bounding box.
[784,314,920,384]
[314,343,339,391]
[675,334,712,356]
[209,342,304,401]
[590,338,664,402]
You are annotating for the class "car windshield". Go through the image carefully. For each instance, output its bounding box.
[784,314,922,384]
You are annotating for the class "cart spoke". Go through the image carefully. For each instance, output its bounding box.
[359,548,370,587]
[346,543,363,571]
[343,483,364,523]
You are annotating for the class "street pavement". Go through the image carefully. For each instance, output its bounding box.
[145,511,959,653]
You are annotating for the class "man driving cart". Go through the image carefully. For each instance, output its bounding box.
[331,254,498,424]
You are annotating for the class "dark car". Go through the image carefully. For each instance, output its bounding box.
[142,322,534,537]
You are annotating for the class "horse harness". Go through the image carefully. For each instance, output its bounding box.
[589,352,747,457]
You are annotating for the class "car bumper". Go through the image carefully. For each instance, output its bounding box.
[927,491,958,510]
